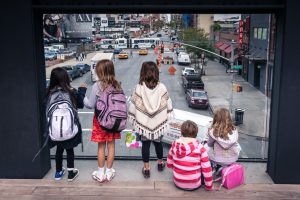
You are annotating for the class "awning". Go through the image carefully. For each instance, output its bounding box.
[214,41,224,48]
[218,43,230,51]
[224,46,232,54]
[243,48,267,61]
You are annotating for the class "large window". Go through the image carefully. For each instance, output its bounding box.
[43,13,273,160]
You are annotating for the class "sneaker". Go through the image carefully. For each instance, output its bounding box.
[142,168,150,178]
[106,168,116,182]
[157,162,166,171]
[92,171,106,183]
[67,168,79,182]
[54,167,65,180]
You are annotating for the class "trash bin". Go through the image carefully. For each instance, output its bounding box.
[235,108,245,125]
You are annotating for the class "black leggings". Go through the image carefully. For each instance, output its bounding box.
[55,146,74,172]
[141,140,163,163]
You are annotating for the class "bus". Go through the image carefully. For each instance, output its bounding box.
[99,39,115,49]
[131,37,160,49]
[90,53,114,82]
[114,38,128,49]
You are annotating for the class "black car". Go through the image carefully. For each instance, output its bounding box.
[113,48,123,54]
[62,65,82,82]
[74,63,91,74]
[186,89,209,109]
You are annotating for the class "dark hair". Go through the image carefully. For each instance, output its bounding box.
[181,120,198,138]
[46,67,76,107]
[96,59,122,91]
[139,61,159,89]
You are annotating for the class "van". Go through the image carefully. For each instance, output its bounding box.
[162,109,212,144]
[52,44,64,50]
[178,53,191,65]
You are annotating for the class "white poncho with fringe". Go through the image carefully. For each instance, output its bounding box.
[128,82,173,140]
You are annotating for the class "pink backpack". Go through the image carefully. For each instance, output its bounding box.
[219,163,244,189]
[95,85,127,132]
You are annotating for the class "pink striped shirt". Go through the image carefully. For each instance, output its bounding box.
[167,137,213,190]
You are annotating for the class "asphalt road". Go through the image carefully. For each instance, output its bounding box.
[49,36,211,158]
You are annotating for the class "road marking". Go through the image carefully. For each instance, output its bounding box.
[78,111,94,114]
[82,128,92,131]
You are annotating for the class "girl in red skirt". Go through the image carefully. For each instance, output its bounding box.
[84,59,122,182]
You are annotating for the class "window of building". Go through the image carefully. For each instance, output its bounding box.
[262,28,268,40]
[257,28,262,39]
[254,27,258,38]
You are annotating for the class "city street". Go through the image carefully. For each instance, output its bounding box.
[47,36,212,158]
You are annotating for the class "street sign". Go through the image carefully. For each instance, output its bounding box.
[226,69,239,73]
[231,65,242,69]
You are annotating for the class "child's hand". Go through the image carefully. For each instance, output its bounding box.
[80,83,87,88]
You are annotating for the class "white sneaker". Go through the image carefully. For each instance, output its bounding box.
[106,168,116,181]
[92,171,106,183]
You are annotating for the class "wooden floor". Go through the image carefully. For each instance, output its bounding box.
[1,179,300,200]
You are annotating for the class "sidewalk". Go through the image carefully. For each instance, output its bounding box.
[202,60,269,139]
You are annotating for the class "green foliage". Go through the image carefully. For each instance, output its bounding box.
[212,23,221,32]
[182,28,216,59]
[152,20,165,30]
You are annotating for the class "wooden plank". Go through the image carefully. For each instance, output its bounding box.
[0,186,35,195]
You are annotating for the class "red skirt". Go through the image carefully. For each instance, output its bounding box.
[91,115,121,143]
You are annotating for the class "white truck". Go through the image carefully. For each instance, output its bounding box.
[178,53,191,65]
[182,67,197,76]
[163,109,212,144]
[91,53,114,82]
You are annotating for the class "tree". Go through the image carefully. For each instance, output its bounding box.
[211,23,221,32]
[152,20,165,31]
[182,28,216,60]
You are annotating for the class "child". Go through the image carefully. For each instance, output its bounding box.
[207,108,241,174]
[84,59,122,182]
[46,67,86,181]
[128,61,173,178]
[167,120,213,191]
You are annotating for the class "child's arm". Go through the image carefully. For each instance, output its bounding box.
[200,147,213,191]
[167,142,175,169]
[207,134,215,148]
[83,83,98,109]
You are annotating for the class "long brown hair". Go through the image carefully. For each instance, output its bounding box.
[139,61,159,89]
[96,59,122,91]
[211,108,235,140]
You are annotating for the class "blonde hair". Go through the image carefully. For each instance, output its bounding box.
[211,108,235,140]
[96,59,122,91]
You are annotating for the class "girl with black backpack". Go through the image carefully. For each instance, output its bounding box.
[46,67,86,181]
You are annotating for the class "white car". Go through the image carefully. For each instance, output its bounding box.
[182,67,197,76]
[178,53,191,65]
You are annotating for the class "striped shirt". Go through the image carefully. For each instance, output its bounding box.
[167,137,213,190]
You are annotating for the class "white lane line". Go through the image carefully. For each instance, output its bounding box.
[82,129,92,131]
[78,111,94,114]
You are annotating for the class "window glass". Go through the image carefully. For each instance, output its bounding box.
[254,28,258,38]
[258,28,262,39]
[262,28,268,40]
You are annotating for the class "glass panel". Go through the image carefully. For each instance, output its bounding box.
[43,13,274,160]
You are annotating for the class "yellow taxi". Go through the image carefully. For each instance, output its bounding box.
[138,48,148,55]
[118,51,128,59]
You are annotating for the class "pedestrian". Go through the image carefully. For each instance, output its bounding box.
[75,53,79,61]
[84,59,124,182]
[130,50,133,58]
[80,53,83,61]
[46,67,87,181]
[167,120,213,191]
[128,61,174,178]
[206,108,241,175]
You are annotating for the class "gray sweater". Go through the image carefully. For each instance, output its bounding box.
[84,82,101,109]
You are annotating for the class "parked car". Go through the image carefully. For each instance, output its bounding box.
[138,48,148,55]
[182,67,197,76]
[186,89,209,109]
[74,63,91,74]
[157,33,162,37]
[62,65,82,81]
[118,51,128,59]
[182,73,204,92]
[44,52,57,60]
[178,53,191,65]
[113,48,123,54]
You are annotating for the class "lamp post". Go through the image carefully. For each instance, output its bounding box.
[229,40,236,114]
